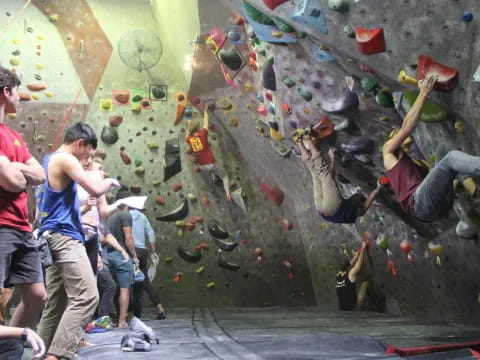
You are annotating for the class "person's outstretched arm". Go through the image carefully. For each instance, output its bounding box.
[358,182,384,216]
[383,74,437,163]
[348,242,367,283]
[203,109,209,130]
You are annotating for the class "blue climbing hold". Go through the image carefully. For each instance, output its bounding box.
[462,11,473,22]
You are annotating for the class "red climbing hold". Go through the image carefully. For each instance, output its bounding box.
[387,259,397,276]
[120,150,131,165]
[260,183,284,206]
[312,116,335,138]
[185,221,196,231]
[417,54,459,92]
[192,215,204,223]
[355,27,386,55]
[173,181,182,192]
[263,0,288,10]
[155,195,166,206]
[282,218,293,231]
[379,176,390,186]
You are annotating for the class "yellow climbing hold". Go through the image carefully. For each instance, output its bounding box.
[32,94,40,100]
[36,63,44,70]
[429,154,436,163]
[100,99,112,110]
[175,221,185,228]
[37,34,44,40]
[270,128,283,141]
[455,121,464,133]
[320,44,330,51]
[7,113,16,119]
[45,91,54,98]
[196,266,205,274]
[164,256,173,263]
[12,38,20,44]
[272,30,283,38]
[398,70,418,86]
[177,229,183,237]
[152,179,161,186]
[206,282,215,288]
[378,116,388,121]
[245,81,253,92]
[186,193,196,201]
[230,117,239,127]
[304,108,310,114]
[321,223,328,230]
[49,13,58,22]
[9,58,19,66]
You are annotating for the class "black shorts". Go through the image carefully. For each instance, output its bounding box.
[0,227,43,288]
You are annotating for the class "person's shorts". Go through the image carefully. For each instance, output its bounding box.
[107,251,133,289]
[0,227,43,288]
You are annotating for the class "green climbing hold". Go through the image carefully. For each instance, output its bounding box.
[376,90,394,108]
[11,49,20,56]
[328,0,349,12]
[267,57,274,65]
[135,159,142,167]
[147,141,159,150]
[152,179,161,186]
[142,126,148,131]
[259,49,267,56]
[273,17,296,33]
[281,75,296,88]
[132,94,143,102]
[134,166,145,175]
[152,130,157,136]
[117,176,122,181]
[34,74,42,81]
[196,266,205,274]
[376,233,389,250]
[361,76,380,95]
[243,0,275,25]
[296,31,307,39]
[298,88,313,101]
[402,90,448,122]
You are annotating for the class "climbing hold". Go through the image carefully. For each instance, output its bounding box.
[282,103,292,115]
[202,196,210,204]
[156,198,189,221]
[282,218,292,231]
[11,50,20,56]
[402,90,447,122]
[376,233,389,250]
[219,49,243,71]
[175,221,185,228]
[9,58,19,66]
[333,118,351,132]
[243,0,276,25]
[361,76,380,94]
[109,114,123,127]
[173,181,182,192]
[35,63,44,70]
[298,88,313,101]
[257,105,268,117]
[186,193,196,201]
[344,24,355,38]
[313,47,335,63]
[100,126,118,145]
[355,27,386,55]
[152,179,161,186]
[245,81,253,92]
[379,176,390,186]
[147,141,159,150]
[271,30,283,38]
[155,196,166,206]
[173,272,183,283]
[101,99,113,110]
[208,219,230,239]
[177,247,201,263]
[270,127,283,141]
[18,93,31,101]
[290,0,328,34]
[45,91,54,98]
[134,166,145,175]
[267,57,275,65]
[454,121,464,133]
[130,185,142,194]
[400,240,413,262]
[263,63,276,91]
[114,91,130,104]
[132,94,143,102]
[185,221,195,231]
[312,116,335,138]
[120,150,131,165]
[49,13,58,22]
[376,90,394,108]
[214,238,238,252]
[398,70,417,86]
[260,183,284,206]
[218,254,240,271]
[281,75,296,88]
[268,104,276,115]
[328,0,349,12]
[263,0,288,10]
[27,83,47,91]
[417,54,459,92]
[7,113,16,119]
[196,266,205,274]
[462,11,473,22]
[151,86,166,100]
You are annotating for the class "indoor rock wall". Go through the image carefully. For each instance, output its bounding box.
[193,0,480,323]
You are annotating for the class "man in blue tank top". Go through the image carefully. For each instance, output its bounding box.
[35,123,120,360]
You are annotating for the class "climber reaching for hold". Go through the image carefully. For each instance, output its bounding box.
[294,132,384,224]
[383,73,480,222]
[186,109,232,203]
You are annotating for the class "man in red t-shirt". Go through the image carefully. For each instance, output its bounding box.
[186,109,231,202]
[0,67,47,335]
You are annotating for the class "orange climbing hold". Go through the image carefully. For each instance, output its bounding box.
[27,83,47,91]
[174,104,186,126]
[18,93,31,101]
[387,259,397,276]
[155,195,166,206]
[260,183,284,206]
[312,116,335,138]
[202,196,210,205]
[355,27,386,55]
[379,176,390,186]
[173,272,184,283]
[417,54,459,92]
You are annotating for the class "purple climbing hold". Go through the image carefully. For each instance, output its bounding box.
[312,81,322,90]
[340,136,374,154]
[263,63,276,91]
[289,120,298,129]
[319,88,359,113]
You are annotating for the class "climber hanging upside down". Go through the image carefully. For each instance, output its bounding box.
[294,133,384,224]
[186,109,232,203]
[383,73,480,222]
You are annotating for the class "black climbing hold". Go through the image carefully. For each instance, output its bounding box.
[219,49,243,71]
[100,126,118,145]
[218,254,240,271]
[214,238,238,252]
[177,248,201,263]
[155,198,189,221]
[151,86,166,100]
[208,219,230,239]
[263,63,276,91]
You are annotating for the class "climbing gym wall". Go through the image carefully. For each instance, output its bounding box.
[0,0,316,308]
[190,0,480,323]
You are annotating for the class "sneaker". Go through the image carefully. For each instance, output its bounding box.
[156,312,167,320]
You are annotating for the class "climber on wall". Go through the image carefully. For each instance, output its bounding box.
[294,133,384,224]
[383,73,480,222]
[336,239,370,311]
[186,108,232,203]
